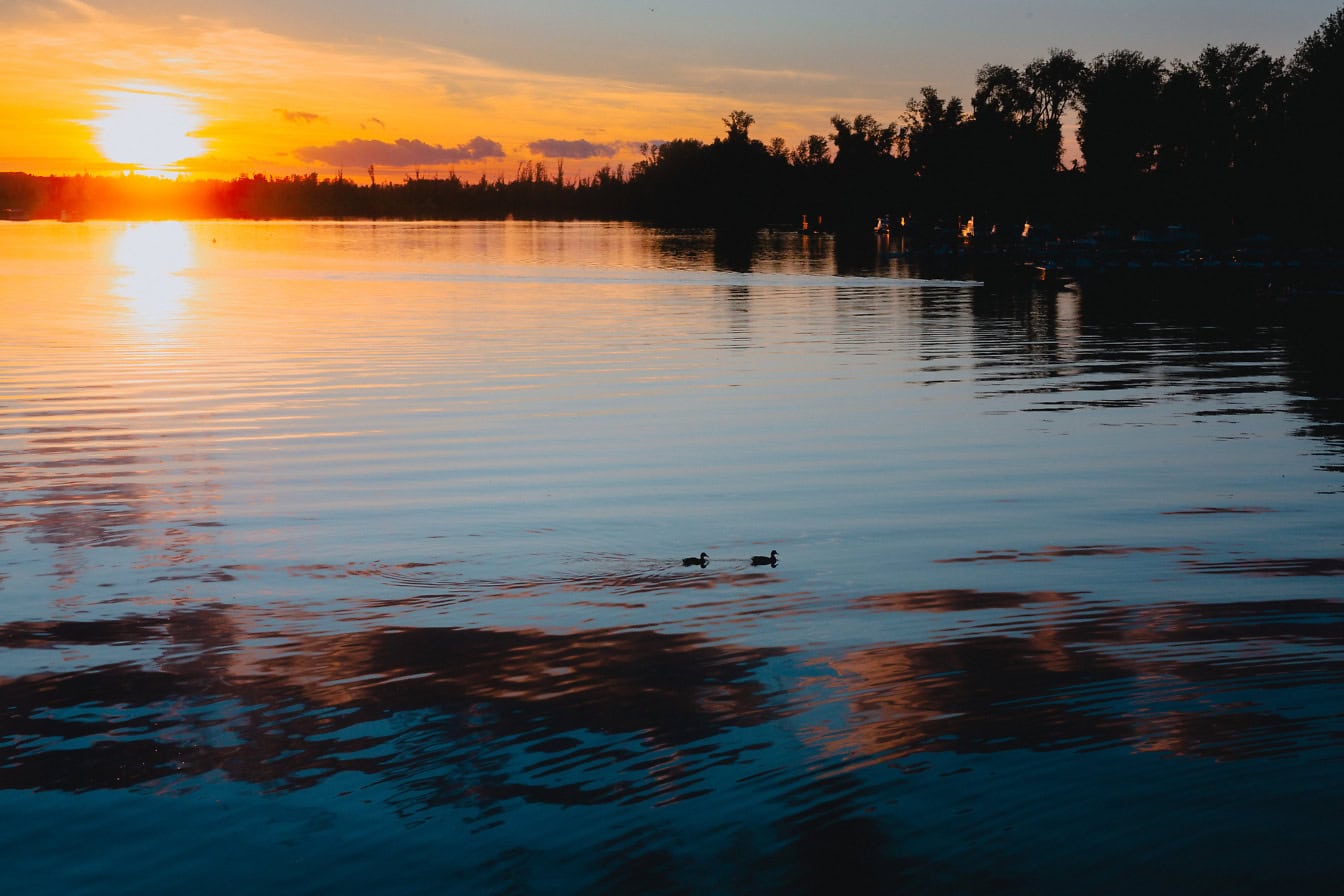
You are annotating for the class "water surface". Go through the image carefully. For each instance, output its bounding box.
[2,220,1341,893]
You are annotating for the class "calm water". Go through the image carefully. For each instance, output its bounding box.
[2,220,1341,893]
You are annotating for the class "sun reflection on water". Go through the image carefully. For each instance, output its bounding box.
[112,220,195,335]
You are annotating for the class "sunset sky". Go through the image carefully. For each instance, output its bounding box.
[2,0,1337,181]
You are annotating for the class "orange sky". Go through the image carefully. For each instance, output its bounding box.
[2,0,1335,182]
[0,2,854,181]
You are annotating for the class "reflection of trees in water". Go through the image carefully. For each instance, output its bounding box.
[0,609,784,813]
[3,431,148,552]
[801,593,1344,765]
[1280,309,1344,464]
[712,229,755,273]
[1087,293,1344,475]
[5,590,1343,891]
[954,281,1344,475]
[5,588,1342,808]
[1,416,223,590]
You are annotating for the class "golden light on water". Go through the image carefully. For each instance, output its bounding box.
[113,220,195,332]
[93,86,206,172]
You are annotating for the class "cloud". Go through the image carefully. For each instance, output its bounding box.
[527,138,617,159]
[362,117,386,130]
[685,65,844,84]
[275,108,325,124]
[294,136,505,167]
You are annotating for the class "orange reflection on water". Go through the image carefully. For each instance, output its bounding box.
[796,592,1344,771]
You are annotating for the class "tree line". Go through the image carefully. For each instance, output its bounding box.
[3,5,1341,246]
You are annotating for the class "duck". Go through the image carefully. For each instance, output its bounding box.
[682,552,708,567]
[751,550,779,566]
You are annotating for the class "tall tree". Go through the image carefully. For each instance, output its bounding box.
[722,110,755,143]
[899,88,968,227]
[901,88,963,172]
[831,113,900,163]
[968,64,1060,236]
[1023,48,1086,167]
[1194,43,1287,173]
[972,64,1032,124]
[827,114,902,230]
[1154,44,1288,234]
[1291,3,1344,92]
[1024,48,1086,130]
[1077,51,1166,182]
[792,135,831,167]
[1288,5,1344,241]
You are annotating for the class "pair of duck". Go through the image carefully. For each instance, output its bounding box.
[682,550,778,568]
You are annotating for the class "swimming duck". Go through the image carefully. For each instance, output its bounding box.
[751,550,779,566]
[682,552,708,567]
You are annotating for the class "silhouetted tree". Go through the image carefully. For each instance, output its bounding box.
[826,114,903,231]
[792,135,831,168]
[1155,62,1204,177]
[966,64,1060,237]
[902,89,964,171]
[1291,4,1344,98]
[723,110,755,142]
[625,113,792,227]
[706,112,789,228]
[973,64,1032,123]
[900,89,967,228]
[1288,4,1344,242]
[787,134,832,229]
[833,113,901,161]
[1078,50,1166,181]
[627,138,712,223]
[1154,43,1288,236]
[1023,48,1086,165]
[1077,50,1167,224]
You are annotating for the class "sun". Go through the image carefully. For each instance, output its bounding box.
[93,86,207,172]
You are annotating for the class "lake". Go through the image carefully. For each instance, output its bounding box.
[2,219,1341,894]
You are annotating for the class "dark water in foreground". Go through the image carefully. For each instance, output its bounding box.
[2,221,1342,893]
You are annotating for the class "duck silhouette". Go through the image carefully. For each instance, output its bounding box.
[682,552,708,567]
[751,550,779,567]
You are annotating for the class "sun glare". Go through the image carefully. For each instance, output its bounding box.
[113,221,196,333]
[93,87,206,172]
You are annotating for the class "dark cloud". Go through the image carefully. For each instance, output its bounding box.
[362,117,386,130]
[275,109,325,125]
[294,136,505,167]
[527,138,618,159]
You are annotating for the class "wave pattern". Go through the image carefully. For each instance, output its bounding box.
[2,222,1343,893]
